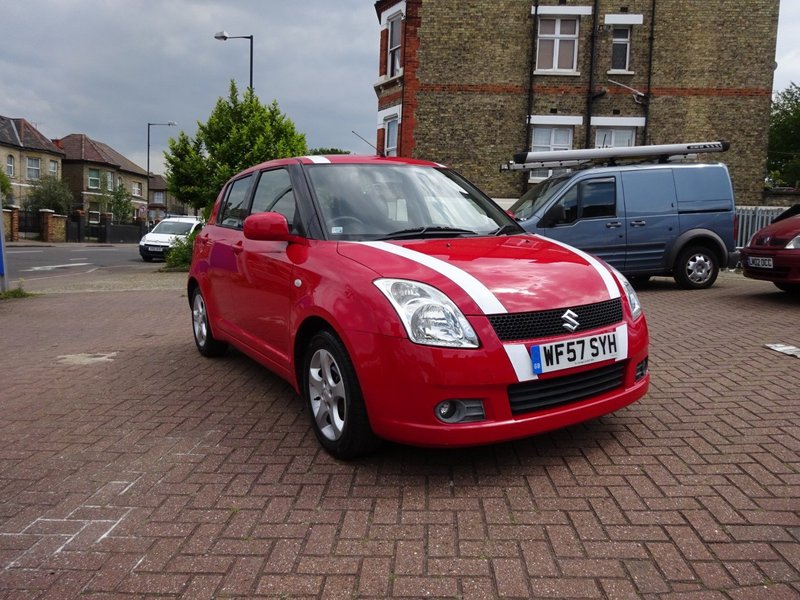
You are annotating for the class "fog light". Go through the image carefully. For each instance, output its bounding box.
[635,357,649,381]
[434,399,486,424]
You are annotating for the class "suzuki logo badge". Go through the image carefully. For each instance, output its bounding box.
[562,309,579,332]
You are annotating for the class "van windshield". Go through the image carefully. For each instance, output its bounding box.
[509,174,571,221]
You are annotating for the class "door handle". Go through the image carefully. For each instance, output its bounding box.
[606,222,622,229]
[631,220,647,227]
[232,241,244,254]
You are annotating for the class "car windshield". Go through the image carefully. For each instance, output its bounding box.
[509,173,571,221]
[306,164,519,240]
[151,221,195,235]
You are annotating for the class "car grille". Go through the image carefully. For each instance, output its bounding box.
[508,361,626,415]
[487,298,623,342]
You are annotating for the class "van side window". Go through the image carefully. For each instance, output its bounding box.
[251,168,296,231]
[218,175,254,228]
[553,177,616,225]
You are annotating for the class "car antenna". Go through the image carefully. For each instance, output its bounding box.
[352,130,383,156]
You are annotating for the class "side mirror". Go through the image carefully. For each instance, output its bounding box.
[243,212,292,241]
[539,203,566,228]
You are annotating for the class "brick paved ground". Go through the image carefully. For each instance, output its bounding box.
[0,271,798,599]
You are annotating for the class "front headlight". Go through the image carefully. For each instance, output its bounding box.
[374,279,479,348]
[786,234,800,249]
[608,268,643,320]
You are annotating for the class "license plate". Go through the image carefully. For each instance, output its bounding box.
[531,331,621,374]
[148,246,164,252]
[748,256,773,269]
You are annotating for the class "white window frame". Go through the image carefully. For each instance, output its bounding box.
[27,157,41,180]
[106,172,114,191]
[6,155,13,177]
[88,168,101,189]
[536,17,580,74]
[384,117,399,157]
[610,26,632,72]
[49,160,58,177]
[132,181,142,197]
[117,176,123,189]
[595,127,636,148]
[530,125,574,181]
[387,13,403,78]
[154,190,165,204]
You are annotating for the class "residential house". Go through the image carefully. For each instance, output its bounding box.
[53,134,148,222]
[0,115,64,206]
[373,0,780,204]
[148,174,193,222]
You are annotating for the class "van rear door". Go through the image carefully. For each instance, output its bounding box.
[620,169,679,274]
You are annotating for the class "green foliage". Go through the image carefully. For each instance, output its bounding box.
[164,228,198,270]
[309,147,350,155]
[0,283,33,300]
[768,82,800,187]
[100,185,135,223]
[0,171,11,201]
[165,81,308,211]
[26,176,73,214]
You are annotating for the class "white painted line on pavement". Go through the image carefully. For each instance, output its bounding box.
[21,262,93,272]
[7,250,43,254]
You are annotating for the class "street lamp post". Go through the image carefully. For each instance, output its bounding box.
[147,121,176,220]
[214,31,254,91]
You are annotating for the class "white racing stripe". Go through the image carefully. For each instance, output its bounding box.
[361,241,507,314]
[504,344,538,381]
[541,237,620,299]
[304,155,331,164]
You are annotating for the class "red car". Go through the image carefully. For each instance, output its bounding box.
[740,206,800,294]
[188,155,649,459]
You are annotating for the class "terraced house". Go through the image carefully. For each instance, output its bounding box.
[373,0,780,204]
[0,115,64,205]
[53,134,148,222]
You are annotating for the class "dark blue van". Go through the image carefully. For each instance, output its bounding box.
[509,163,739,289]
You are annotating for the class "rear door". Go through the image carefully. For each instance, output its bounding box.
[620,169,679,273]
[536,175,627,270]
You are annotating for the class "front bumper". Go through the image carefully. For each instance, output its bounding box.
[139,244,170,260]
[346,317,650,448]
[740,249,800,284]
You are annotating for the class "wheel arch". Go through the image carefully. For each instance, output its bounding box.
[666,229,727,272]
[293,316,337,391]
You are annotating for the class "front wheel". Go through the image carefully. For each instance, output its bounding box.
[191,288,228,357]
[673,246,719,289]
[302,330,380,460]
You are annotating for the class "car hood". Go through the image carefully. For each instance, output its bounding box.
[750,215,800,244]
[337,235,622,315]
[140,232,181,245]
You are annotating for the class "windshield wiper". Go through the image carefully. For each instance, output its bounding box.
[379,226,478,240]
[492,224,524,236]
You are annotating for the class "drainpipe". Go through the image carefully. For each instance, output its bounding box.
[643,0,656,144]
[584,0,600,148]
[524,0,540,194]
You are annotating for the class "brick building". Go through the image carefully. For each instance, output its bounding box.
[0,115,64,206]
[373,0,780,204]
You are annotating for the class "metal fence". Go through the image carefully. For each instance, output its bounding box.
[735,205,786,248]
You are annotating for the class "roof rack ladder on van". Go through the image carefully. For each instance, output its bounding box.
[502,141,730,171]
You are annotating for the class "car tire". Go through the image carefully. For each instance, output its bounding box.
[774,282,800,294]
[302,330,381,460]
[673,245,719,289]
[191,288,228,357]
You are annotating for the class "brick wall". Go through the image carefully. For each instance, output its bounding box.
[379,0,779,203]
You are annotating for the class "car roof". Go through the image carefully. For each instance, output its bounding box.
[236,154,447,177]
[564,161,727,177]
[160,216,201,222]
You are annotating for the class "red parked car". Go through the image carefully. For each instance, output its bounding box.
[740,205,800,294]
[188,155,650,458]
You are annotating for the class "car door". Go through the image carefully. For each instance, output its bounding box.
[535,175,627,270]
[203,173,254,334]
[229,167,298,366]
[620,169,679,274]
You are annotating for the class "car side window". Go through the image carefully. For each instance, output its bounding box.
[579,178,616,219]
[218,175,254,228]
[251,168,296,230]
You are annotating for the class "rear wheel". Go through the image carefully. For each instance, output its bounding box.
[191,288,228,357]
[302,330,380,460]
[674,246,719,289]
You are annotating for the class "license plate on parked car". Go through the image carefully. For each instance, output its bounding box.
[531,330,622,374]
[148,246,164,252]
[748,256,773,269]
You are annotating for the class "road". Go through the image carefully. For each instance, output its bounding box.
[3,243,162,292]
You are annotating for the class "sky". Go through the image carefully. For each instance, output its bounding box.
[1,0,798,177]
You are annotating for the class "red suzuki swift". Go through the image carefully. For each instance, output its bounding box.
[189,155,649,459]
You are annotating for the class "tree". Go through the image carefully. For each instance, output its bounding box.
[100,185,134,223]
[309,147,350,155]
[26,176,73,214]
[165,81,308,210]
[768,82,800,187]
[0,171,11,203]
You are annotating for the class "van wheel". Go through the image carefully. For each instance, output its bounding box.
[302,330,380,460]
[674,246,719,289]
